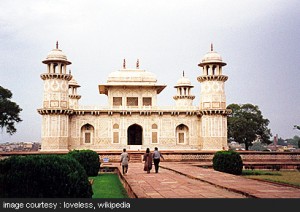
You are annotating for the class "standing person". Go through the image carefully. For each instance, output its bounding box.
[153,147,164,173]
[143,148,153,173]
[120,148,130,175]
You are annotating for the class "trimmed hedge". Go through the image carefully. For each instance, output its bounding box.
[212,150,243,175]
[68,149,100,176]
[0,155,93,198]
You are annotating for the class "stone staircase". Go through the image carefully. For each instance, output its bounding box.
[129,153,142,163]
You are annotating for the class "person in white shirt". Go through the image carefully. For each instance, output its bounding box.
[120,148,130,175]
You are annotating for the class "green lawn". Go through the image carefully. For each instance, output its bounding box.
[89,173,129,198]
[243,170,300,187]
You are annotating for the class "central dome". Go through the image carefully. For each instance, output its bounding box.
[99,67,166,95]
[107,69,157,84]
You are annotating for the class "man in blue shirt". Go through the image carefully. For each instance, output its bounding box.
[152,147,164,173]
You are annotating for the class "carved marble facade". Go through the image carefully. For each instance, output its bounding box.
[38,43,230,151]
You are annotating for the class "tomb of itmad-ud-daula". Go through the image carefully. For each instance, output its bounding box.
[38,43,231,152]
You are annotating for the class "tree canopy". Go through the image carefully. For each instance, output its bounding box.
[227,103,272,150]
[0,86,22,135]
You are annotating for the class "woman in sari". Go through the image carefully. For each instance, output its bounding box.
[143,148,153,173]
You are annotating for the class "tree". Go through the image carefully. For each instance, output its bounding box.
[0,86,22,135]
[276,137,285,145]
[286,135,300,147]
[249,142,268,151]
[227,103,272,150]
[293,126,300,148]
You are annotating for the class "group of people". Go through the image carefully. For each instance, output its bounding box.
[120,147,164,175]
[143,147,164,174]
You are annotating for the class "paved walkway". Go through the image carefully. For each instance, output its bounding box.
[115,162,300,198]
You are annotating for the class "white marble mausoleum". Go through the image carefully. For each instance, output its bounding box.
[38,43,231,151]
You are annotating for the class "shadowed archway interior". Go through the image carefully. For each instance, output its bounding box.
[127,124,143,145]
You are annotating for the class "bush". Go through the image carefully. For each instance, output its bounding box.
[68,149,100,176]
[212,150,243,175]
[0,154,93,198]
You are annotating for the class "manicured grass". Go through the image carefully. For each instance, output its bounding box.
[243,170,300,187]
[89,173,129,198]
[242,170,281,176]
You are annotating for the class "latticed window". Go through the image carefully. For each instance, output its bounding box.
[152,124,158,143]
[127,97,138,106]
[178,133,184,143]
[113,132,119,143]
[143,97,152,106]
[113,97,122,106]
[152,132,158,143]
[85,132,91,143]
[113,123,119,143]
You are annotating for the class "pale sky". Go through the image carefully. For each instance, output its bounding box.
[1,0,300,143]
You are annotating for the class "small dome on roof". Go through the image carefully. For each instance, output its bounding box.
[42,42,71,65]
[199,44,226,67]
[69,77,80,87]
[175,72,193,87]
[202,51,223,63]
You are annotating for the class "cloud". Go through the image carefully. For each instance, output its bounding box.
[0,0,299,142]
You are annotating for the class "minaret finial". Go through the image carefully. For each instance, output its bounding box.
[136,59,139,69]
[123,59,126,69]
[211,43,213,51]
[183,70,185,77]
[56,41,59,49]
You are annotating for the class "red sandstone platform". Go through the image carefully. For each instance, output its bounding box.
[113,162,300,198]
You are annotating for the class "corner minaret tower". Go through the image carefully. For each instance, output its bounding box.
[173,71,195,108]
[197,44,230,150]
[38,42,73,151]
[68,76,81,109]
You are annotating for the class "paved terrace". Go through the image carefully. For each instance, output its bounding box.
[112,162,300,198]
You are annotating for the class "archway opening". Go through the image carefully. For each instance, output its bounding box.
[127,124,143,145]
[176,124,189,144]
[81,123,94,144]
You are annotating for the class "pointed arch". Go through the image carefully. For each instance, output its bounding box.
[127,124,143,145]
[176,124,189,144]
[81,123,94,144]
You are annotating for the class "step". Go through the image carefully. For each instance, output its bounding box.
[129,154,142,163]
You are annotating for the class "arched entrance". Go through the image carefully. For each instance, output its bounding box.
[81,123,94,145]
[127,124,143,145]
[176,124,189,144]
